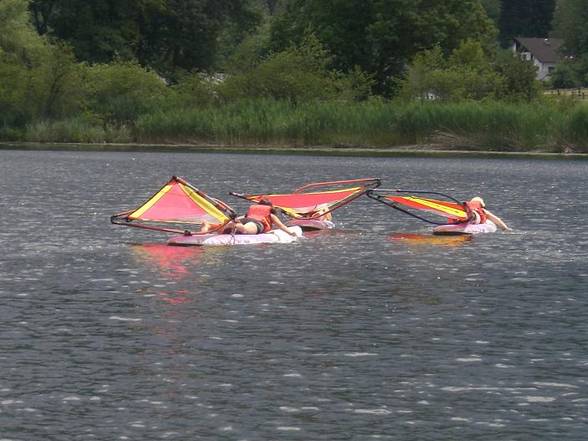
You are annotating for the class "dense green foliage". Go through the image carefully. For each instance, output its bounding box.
[498,0,555,46]
[400,41,541,101]
[480,0,501,25]
[1,0,588,152]
[0,0,84,127]
[218,35,373,102]
[269,0,496,94]
[28,0,261,76]
[550,0,588,86]
[552,0,588,56]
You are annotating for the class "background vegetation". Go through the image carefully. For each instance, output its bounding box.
[1,0,588,152]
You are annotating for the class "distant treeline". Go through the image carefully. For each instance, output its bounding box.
[1,0,588,151]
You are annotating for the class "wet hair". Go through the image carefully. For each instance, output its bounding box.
[257,197,278,214]
[469,196,486,208]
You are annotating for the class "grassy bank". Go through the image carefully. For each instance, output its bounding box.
[4,99,588,152]
[4,141,588,161]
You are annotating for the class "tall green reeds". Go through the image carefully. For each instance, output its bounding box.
[12,98,588,153]
[392,101,567,151]
[135,99,408,147]
[24,117,131,143]
[567,104,588,152]
[133,98,588,152]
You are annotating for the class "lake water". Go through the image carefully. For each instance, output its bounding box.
[1,149,587,440]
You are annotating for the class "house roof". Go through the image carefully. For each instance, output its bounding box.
[514,37,564,64]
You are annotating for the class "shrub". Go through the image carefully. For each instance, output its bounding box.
[0,56,31,126]
[400,41,540,102]
[167,72,219,110]
[218,35,372,103]
[84,61,169,123]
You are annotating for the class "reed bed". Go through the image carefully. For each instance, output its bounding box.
[9,99,588,153]
[23,117,132,144]
[134,99,588,152]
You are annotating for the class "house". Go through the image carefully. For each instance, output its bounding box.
[511,37,564,81]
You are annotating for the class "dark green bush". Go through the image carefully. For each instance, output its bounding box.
[84,61,169,123]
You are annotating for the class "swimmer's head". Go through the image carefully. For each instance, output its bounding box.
[469,196,486,208]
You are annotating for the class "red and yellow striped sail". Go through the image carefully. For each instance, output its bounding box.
[128,178,230,224]
[386,196,468,222]
[234,178,381,218]
[241,187,364,218]
[112,177,235,234]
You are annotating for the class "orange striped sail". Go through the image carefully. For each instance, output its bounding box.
[387,196,468,221]
[367,190,468,225]
[231,178,381,219]
[111,176,236,235]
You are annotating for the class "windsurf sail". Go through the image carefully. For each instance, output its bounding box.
[111,176,237,235]
[230,178,381,219]
[367,189,469,225]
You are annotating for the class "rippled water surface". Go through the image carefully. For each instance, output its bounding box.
[1,149,587,440]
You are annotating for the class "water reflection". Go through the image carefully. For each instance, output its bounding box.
[129,243,210,304]
[388,232,473,247]
[130,243,204,280]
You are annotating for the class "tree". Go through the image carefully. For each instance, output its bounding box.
[0,0,84,125]
[551,0,588,55]
[498,0,556,46]
[551,0,588,86]
[218,35,373,102]
[480,0,501,24]
[400,40,541,102]
[494,49,541,100]
[549,60,581,88]
[84,61,169,123]
[400,41,506,101]
[29,0,164,62]
[253,0,284,14]
[1,0,46,63]
[269,0,496,95]
[141,0,261,77]
[28,0,260,77]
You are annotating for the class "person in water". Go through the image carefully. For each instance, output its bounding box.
[312,203,333,221]
[200,198,297,236]
[465,197,511,231]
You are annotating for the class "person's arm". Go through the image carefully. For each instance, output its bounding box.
[199,221,211,233]
[485,210,511,231]
[270,213,297,236]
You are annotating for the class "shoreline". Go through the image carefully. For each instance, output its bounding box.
[1,141,587,160]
